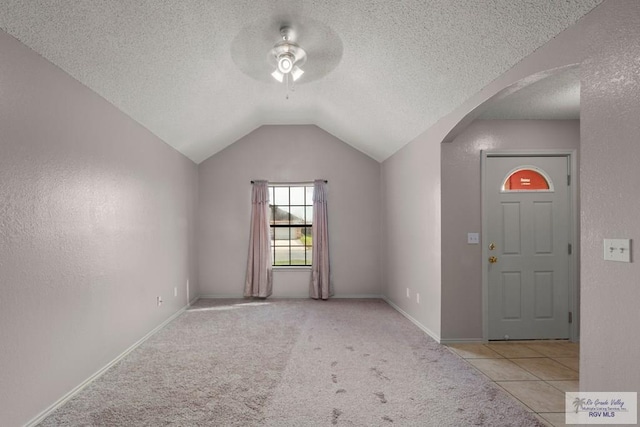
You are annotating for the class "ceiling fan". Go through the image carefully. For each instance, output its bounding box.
[230,15,343,87]
[270,26,307,84]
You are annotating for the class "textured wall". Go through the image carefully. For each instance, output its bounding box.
[0,31,198,426]
[579,1,640,394]
[441,120,580,340]
[381,134,442,339]
[197,125,381,298]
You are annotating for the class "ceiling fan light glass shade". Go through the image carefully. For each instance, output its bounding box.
[271,69,284,82]
[277,53,294,74]
[291,66,304,81]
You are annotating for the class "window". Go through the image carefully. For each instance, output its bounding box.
[269,185,313,266]
[502,166,553,192]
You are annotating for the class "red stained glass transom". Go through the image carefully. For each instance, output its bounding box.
[504,169,550,190]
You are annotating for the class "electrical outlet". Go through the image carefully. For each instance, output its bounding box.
[416,293,420,304]
[174,287,177,297]
[406,288,410,298]
[467,233,480,244]
[157,296,163,306]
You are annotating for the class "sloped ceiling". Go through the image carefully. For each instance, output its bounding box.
[0,1,601,163]
[480,66,581,120]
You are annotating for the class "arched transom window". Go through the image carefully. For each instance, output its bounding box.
[501,166,554,192]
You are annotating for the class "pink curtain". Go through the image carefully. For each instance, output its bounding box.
[244,180,273,298]
[310,180,332,299]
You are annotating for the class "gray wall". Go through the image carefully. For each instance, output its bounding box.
[579,2,640,395]
[441,120,580,340]
[0,31,198,426]
[381,136,442,338]
[198,125,382,298]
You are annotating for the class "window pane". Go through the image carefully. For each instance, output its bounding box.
[288,227,297,242]
[305,206,313,224]
[274,187,289,205]
[290,206,305,224]
[503,169,551,191]
[268,186,274,204]
[273,206,290,224]
[302,227,312,244]
[306,186,314,204]
[290,187,305,205]
[291,227,304,246]
[290,245,307,264]
[274,246,290,265]
[274,227,290,243]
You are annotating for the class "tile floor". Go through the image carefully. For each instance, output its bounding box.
[446,341,579,427]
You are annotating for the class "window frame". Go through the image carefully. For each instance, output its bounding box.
[269,184,314,267]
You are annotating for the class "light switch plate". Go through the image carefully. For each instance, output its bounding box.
[467,233,480,244]
[603,238,632,262]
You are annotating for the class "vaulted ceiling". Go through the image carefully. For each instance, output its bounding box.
[0,1,601,163]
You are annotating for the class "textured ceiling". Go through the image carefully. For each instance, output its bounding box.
[480,66,581,120]
[0,1,601,163]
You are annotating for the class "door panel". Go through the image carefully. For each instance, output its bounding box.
[502,203,521,254]
[534,272,554,318]
[533,202,553,253]
[502,272,522,319]
[486,156,570,340]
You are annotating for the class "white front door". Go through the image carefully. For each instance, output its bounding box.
[485,155,571,340]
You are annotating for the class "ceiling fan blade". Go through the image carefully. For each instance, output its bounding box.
[271,69,284,82]
[291,66,304,81]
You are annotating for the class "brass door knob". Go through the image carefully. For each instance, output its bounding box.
[489,256,498,263]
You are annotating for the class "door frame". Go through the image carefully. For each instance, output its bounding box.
[481,149,579,342]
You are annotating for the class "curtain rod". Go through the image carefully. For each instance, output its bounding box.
[251,180,327,184]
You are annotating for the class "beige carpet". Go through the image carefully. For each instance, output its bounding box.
[40,299,544,426]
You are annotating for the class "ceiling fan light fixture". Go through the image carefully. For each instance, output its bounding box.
[277,53,294,74]
[291,65,304,81]
[268,26,307,88]
[271,69,284,82]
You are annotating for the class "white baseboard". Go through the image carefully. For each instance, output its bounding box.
[333,294,383,299]
[25,304,191,427]
[381,296,441,343]
[198,294,244,299]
